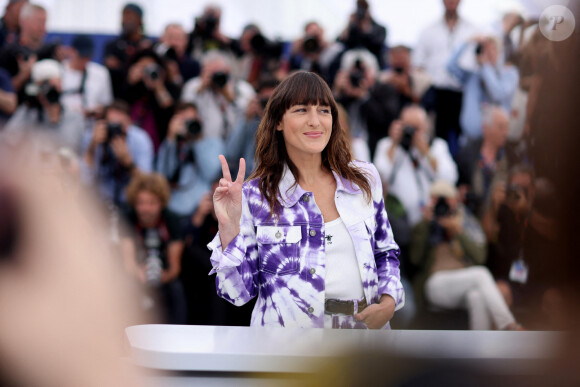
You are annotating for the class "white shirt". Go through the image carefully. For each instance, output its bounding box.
[412,17,477,90]
[373,137,458,226]
[324,217,365,301]
[181,76,255,139]
[61,61,113,114]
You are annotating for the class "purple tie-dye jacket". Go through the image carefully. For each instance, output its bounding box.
[208,160,404,328]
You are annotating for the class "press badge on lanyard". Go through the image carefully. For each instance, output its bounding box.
[509,250,529,284]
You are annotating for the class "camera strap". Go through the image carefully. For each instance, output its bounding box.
[62,67,88,109]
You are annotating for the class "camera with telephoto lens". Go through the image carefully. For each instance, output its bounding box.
[38,81,61,104]
[434,196,451,218]
[302,35,321,54]
[211,71,229,88]
[143,64,160,81]
[106,122,124,143]
[143,228,163,287]
[400,125,416,152]
[154,43,179,62]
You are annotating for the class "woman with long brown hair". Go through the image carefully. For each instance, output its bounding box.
[208,71,403,329]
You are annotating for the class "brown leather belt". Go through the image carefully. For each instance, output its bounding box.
[324,298,367,315]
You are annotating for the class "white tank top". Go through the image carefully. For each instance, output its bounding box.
[324,217,365,300]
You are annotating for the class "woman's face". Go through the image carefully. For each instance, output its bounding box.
[277,103,332,160]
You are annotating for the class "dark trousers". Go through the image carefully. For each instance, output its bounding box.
[432,87,463,156]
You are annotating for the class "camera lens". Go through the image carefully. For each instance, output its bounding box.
[211,71,229,88]
[400,125,416,152]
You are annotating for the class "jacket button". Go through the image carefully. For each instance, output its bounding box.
[309,268,316,275]
[308,306,314,314]
[309,229,317,237]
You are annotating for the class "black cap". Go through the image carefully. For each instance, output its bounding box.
[123,3,143,18]
[71,35,94,58]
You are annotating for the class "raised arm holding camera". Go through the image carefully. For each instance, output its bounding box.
[374,105,458,227]
[81,100,153,206]
[181,50,255,139]
[410,180,522,330]
[156,102,223,220]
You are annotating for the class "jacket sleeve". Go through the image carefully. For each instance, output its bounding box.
[369,164,405,310]
[479,64,519,105]
[207,185,259,306]
[446,42,471,85]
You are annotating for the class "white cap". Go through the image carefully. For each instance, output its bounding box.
[429,180,458,199]
[31,59,62,83]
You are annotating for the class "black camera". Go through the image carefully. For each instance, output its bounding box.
[400,125,416,152]
[475,43,484,55]
[394,66,405,75]
[176,120,202,142]
[349,59,365,87]
[38,81,61,104]
[507,184,527,203]
[154,43,179,62]
[204,15,218,35]
[434,196,451,218]
[211,71,229,88]
[106,122,124,142]
[302,35,321,54]
[143,64,160,81]
[250,33,283,59]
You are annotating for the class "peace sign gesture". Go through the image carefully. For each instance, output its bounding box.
[213,155,246,248]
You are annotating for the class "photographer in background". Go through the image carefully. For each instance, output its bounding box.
[225,78,277,173]
[181,50,255,139]
[186,4,232,61]
[483,167,559,327]
[380,45,431,116]
[0,0,28,48]
[103,3,153,99]
[61,35,113,121]
[447,35,519,142]
[124,49,180,150]
[157,23,200,84]
[410,180,522,330]
[333,49,398,158]
[120,173,187,324]
[3,59,84,152]
[338,0,387,69]
[374,105,457,227]
[156,102,223,221]
[0,3,61,102]
[455,105,509,218]
[287,21,343,86]
[82,100,153,207]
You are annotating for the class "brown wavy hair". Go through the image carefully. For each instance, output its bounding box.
[126,173,171,208]
[250,71,372,217]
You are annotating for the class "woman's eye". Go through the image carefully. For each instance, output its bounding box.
[320,108,331,114]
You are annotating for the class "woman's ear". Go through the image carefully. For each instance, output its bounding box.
[276,123,283,131]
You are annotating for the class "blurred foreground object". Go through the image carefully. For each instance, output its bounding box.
[0,140,145,386]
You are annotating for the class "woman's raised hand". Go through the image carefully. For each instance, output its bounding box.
[213,155,246,248]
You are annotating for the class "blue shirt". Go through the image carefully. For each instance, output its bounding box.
[447,42,519,139]
[156,136,224,217]
[81,124,153,204]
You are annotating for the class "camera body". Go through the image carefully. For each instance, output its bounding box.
[302,35,321,54]
[176,119,202,142]
[349,59,366,88]
[475,42,484,56]
[400,125,416,152]
[106,122,124,143]
[211,71,229,88]
[507,184,527,203]
[143,64,160,81]
[434,196,451,218]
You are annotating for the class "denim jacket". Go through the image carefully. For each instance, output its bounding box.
[208,160,404,328]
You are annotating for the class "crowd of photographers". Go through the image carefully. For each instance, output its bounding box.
[0,0,563,330]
